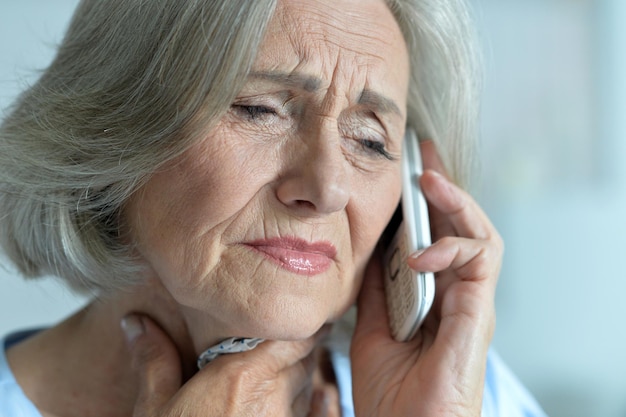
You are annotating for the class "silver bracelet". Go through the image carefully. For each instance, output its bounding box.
[197,337,264,369]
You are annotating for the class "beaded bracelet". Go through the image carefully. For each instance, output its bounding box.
[197,337,264,369]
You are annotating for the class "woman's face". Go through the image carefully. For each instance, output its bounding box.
[126,0,409,347]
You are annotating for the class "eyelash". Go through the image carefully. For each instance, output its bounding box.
[233,105,277,120]
[358,139,394,160]
[232,104,393,160]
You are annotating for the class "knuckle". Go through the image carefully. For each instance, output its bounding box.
[456,247,492,281]
[491,232,505,254]
[219,357,255,381]
[214,362,265,414]
[219,357,277,394]
[470,248,491,274]
[434,235,459,250]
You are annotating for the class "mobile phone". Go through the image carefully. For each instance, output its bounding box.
[380,128,435,342]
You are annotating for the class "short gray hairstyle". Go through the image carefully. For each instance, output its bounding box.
[0,0,481,292]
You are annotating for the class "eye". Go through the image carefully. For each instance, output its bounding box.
[232,105,277,121]
[358,139,394,160]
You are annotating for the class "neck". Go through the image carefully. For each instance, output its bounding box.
[6,279,199,417]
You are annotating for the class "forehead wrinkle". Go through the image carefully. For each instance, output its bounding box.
[277,0,398,63]
[262,1,408,119]
[248,71,321,92]
[305,18,393,64]
[246,69,403,120]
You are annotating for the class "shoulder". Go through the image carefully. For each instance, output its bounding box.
[1,332,44,417]
[482,349,549,417]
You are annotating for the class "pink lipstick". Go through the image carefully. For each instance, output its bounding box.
[244,237,336,276]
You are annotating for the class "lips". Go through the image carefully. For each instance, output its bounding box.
[244,237,337,276]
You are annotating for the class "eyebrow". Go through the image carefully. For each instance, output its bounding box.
[358,89,402,118]
[248,71,403,117]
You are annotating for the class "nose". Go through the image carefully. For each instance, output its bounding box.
[275,127,350,215]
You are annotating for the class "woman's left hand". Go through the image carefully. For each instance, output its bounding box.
[350,140,503,416]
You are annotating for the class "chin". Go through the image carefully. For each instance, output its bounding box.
[244,302,338,342]
[274,300,359,341]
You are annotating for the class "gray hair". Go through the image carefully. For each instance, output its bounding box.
[0,0,481,292]
[389,0,482,186]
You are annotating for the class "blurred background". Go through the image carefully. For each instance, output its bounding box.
[475,1,626,416]
[0,1,624,416]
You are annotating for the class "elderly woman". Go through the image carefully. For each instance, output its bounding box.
[0,0,547,416]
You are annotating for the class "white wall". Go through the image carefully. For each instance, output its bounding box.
[0,1,88,333]
[475,1,626,416]
[1,1,625,416]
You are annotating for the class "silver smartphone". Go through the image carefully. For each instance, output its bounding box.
[380,128,435,342]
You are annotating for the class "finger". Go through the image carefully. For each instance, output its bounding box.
[287,346,318,415]
[418,140,472,240]
[434,276,496,370]
[430,280,495,403]
[420,169,496,240]
[292,377,315,417]
[308,348,340,417]
[309,385,341,417]
[121,314,182,417]
[408,236,501,326]
[207,330,326,408]
[324,386,342,417]
[308,387,340,417]
[308,389,329,417]
[419,140,450,179]
[419,140,464,239]
[407,236,502,284]
[209,326,326,372]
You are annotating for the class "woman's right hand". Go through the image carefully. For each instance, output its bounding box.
[121,314,334,417]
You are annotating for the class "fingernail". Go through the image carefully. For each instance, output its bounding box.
[426,168,446,181]
[409,249,426,259]
[121,315,145,344]
[428,168,442,177]
[312,389,329,414]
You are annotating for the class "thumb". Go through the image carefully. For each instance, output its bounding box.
[121,314,182,417]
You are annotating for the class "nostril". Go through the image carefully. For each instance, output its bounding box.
[295,200,316,210]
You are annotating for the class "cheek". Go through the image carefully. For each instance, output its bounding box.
[125,137,277,287]
[331,173,400,317]
[141,129,275,231]
[350,173,402,264]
